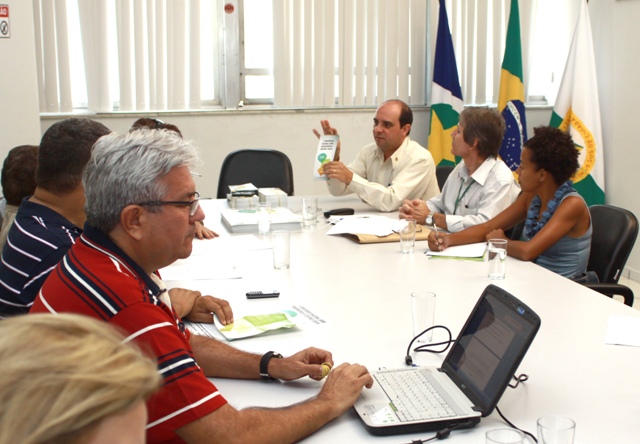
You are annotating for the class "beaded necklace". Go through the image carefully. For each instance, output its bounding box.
[524,180,575,239]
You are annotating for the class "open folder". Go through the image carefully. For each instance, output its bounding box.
[327,215,432,244]
[342,225,432,244]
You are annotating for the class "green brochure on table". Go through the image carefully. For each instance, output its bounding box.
[214,308,309,340]
[185,306,326,341]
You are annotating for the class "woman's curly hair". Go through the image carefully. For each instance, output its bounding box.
[525,126,579,184]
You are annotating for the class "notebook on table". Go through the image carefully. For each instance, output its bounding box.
[353,284,541,436]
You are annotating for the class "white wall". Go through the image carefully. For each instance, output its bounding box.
[592,0,640,281]
[604,0,640,281]
[7,0,640,279]
[0,1,41,157]
[40,106,552,199]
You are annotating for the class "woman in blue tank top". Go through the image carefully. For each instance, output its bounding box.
[428,126,592,280]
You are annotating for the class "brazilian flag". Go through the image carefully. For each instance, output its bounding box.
[498,0,527,172]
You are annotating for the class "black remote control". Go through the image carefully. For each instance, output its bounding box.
[246,291,280,299]
[324,208,355,218]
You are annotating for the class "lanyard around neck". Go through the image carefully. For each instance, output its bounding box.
[454,179,473,214]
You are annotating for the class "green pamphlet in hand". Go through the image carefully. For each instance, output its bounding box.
[313,135,339,181]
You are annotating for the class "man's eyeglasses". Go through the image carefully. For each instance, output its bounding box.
[136,192,200,216]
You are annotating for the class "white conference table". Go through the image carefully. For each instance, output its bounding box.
[164,196,640,443]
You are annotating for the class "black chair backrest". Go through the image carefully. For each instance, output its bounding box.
[435,164,455,190]
[588,204,638,283]
[216,149,294,199]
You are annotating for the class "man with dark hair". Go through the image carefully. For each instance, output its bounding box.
[0,118,110,317]
[130,117,183,137]
[395,100,414,130]
[400,107,520,232]
[314,99,439,212]
[0,145,39,249]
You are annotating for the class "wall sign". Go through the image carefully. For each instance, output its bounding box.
[0,5,10,38]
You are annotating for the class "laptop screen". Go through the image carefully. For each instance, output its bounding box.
[442,285,540,413]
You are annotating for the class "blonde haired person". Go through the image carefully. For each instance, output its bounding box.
[0,313,161,444]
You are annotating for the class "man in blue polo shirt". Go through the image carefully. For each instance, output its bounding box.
[0,118,110,317]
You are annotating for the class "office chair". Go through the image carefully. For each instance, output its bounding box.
[584,204,638,306]
[216,149,294,199]
[435,164,455,191]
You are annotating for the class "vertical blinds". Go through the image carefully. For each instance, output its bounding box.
[273,0,427,108]
[33,0,560,113]
[35,0,206,113]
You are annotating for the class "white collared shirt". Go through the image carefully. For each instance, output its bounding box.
[426,157,520,232]
[327,137,439,212]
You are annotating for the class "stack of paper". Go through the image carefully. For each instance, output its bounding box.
[227,195,259,209]
[220,207,302,233]
[259,188,288,208]
[227,183,259,209]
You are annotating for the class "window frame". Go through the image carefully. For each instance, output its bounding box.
[34,0,573,114]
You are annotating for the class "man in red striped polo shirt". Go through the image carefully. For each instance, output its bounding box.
[31,128,373,443]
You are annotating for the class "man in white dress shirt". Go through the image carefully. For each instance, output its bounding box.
[314,100,439,212]
[400,107,520,232]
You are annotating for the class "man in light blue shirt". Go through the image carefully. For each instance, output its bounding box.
[400,107,520,232]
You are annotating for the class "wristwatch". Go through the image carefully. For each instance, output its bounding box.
[260,351,283,380]
[426,214,434,227]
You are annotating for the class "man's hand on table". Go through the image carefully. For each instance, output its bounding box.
[168,288,234,325]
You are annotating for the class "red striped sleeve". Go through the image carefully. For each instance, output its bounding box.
[114,303,227,443]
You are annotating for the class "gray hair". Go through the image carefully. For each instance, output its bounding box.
[84,128,201,233]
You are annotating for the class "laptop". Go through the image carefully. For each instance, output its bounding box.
[354,284,541,436]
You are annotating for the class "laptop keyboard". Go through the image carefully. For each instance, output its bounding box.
[375,369,457,422]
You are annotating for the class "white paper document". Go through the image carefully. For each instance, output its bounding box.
[604,315,640,347]
[425,242,487,259]
[326,215,402,237]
